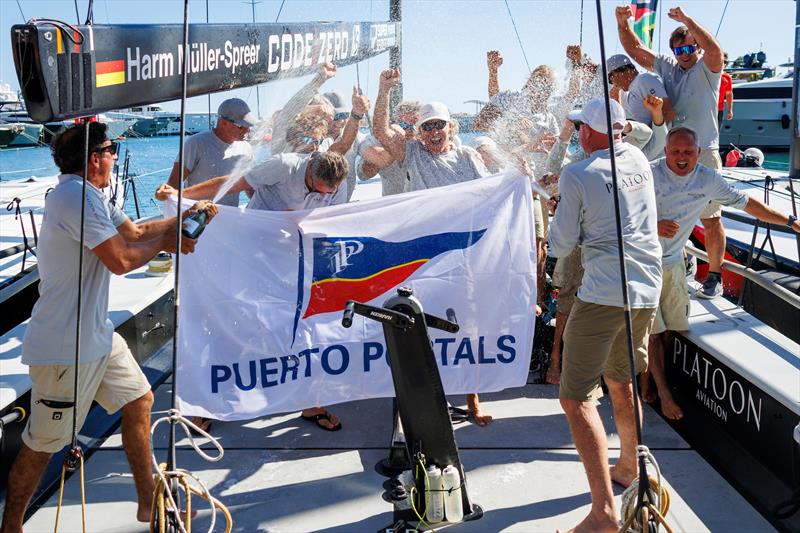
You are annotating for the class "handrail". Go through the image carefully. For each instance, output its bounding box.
[685,243,800,310]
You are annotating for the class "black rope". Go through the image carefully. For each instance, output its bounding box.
[593,0,654,517]
[15,0,26,21]
[714,0,731,37]
[274,0,286,22]
[503,0,531,74]
[73,0,81,24]
[84,0,94,25]
[579,0,584,47]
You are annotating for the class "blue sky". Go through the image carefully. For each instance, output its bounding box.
[1,0,795,115]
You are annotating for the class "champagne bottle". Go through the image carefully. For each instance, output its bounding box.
[181,209,208,239]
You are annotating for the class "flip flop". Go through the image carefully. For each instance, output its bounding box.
[300,411,342,431]
[448,405,470,423]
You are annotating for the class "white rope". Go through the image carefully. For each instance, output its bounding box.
[150,409,225,533]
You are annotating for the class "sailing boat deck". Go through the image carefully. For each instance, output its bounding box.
[23,376,773,532]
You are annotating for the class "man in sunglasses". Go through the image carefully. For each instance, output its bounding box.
[617,4,728,298]
[1,122,217,531]
[166,98,256,210]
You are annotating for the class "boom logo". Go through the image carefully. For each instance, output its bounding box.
[291,230,486,342]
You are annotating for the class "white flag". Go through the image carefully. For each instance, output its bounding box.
[171,172,537,420]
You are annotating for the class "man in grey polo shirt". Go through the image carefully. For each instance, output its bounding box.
[616,4,728,298]
[1,123,215,531]
[167,98,256,207]
[549,97,661,531]
[646,126,800,421]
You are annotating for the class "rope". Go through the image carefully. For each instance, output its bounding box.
[579,0,584,47]
[408,453,433,531]
[593,2,672,531]
[149,410,231,533]
[15,0,25,20]
[53,452,87,533]
[503,0,531,74]
[274,0,286,22]
[619,446,672,533]
[714,0,731,38]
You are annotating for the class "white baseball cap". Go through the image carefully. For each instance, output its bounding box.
[416,101,450,127]
[568,98,626,134]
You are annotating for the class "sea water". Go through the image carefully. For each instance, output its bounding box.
[0,135,792,220]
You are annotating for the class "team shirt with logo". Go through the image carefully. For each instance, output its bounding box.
[548,142,662,308]
[245,152,347,211]
[621,72,669,125]
[23,174,128,365]
[651,158,748,266]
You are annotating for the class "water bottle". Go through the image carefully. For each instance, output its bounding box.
[181,209,208,239]
[442,465,463,522]
[425,465,444,523]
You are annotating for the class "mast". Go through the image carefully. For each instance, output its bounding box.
[788,0,800,259]
[389,0,402,112]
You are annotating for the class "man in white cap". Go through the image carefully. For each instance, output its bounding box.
[606,53,674,127]
[373,69,489,193]
[549,97,662,532]
[616,4,728,299]
[167,97,256,208]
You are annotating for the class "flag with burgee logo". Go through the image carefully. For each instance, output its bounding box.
[169,172,537,421]
[631,0,659,49]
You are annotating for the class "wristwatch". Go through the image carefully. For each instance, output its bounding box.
[349,111,364,121]
[788,214,798,228]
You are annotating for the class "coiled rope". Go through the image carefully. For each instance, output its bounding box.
[149,410,231,533]
[620,446,672,533]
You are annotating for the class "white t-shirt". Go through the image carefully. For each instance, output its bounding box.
[400,141,489,192]
[652,158,748,266]
[244,152,346,211]
[23,174,128,365]
[654,55,722,149]
[179,130,254,206]
[549,142,662,308]
[621,72,668,125]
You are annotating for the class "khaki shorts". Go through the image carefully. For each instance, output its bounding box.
[533,198,545,240]
[552,248,584,315]
[23,333,151,453]
[699,149,723,218]
[652,261,690,335]
[559,300,656,401]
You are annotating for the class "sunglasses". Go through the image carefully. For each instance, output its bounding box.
[94,141,119,156]
[397,121,416,131]
[333,112,350,121]
[300,136,323,146]
[672,44,697,56]
[420,119,447,132]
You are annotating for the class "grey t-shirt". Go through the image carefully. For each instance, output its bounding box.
[654,55,721,149]
[23,174,128,365]
[400,140,489,192]
[322,131,368,202]
[244,152,346,211]
[621,72,668,125]
[549,142,662,308]
[652,158,748,266]
[361,135,408,196]
[178,130,254,207]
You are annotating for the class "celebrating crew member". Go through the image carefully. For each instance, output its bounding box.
[361,100,422,195]
[371,68,493,425]
[0,123,217,532]
[321,91,371,201]
[549,98,662,532]
[616,4,728,299]
[645,126,800,420]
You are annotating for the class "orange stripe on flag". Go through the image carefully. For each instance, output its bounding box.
[96,60,125,75]
[96,71,125,88]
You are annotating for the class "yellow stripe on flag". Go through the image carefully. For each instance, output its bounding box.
[96,71,125,87]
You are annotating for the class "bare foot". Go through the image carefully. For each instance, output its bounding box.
[470,408,493,427]
[659,392,684,420]
[546,360,561,385]
[639,372,656,403]
[559,511,618,533]
[610,463,637,488]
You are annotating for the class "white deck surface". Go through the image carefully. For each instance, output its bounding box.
[23,381,774,533]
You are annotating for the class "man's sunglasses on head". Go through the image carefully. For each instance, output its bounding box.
[420,119,447,132]
[94,141,119,156]
[672,44,697,57]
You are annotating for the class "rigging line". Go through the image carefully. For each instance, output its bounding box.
[714,0,731,37]
[579,0,584,47]
[73,0,80,24]
[15,0,25,21]
[84,0,94,25]
[503,0,531,74]
[658,0,662,55]
[275,0,286,22]
[206,0,212,130]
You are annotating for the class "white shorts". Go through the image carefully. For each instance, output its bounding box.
[652,261,691,335]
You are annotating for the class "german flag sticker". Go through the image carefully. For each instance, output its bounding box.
[96,60,125,88]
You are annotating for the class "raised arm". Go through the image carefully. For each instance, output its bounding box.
[373,69,407,162]
[328,86,371,155]
[668,7,723,73]
[487,50,503,97]
[271,62,337,154]
[616,5,656,71]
